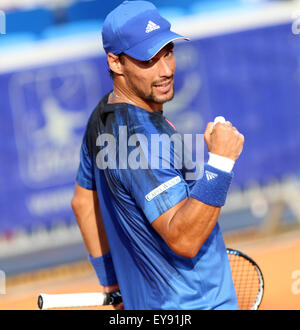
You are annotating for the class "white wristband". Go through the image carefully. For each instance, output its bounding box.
[208,152,235,173]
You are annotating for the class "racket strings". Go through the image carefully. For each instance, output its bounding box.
[228,254,260,310]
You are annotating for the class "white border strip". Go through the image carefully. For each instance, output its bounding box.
[0,34,104,74]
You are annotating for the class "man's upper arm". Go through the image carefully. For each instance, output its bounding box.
[151,197,187,242]
[76,136,96,190]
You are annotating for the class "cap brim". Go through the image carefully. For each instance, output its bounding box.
[124,30,189,61]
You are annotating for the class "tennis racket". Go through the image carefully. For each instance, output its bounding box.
[37,248,264,310]
[227,248,264,310]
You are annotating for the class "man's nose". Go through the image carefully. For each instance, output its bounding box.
[158,58,173,77]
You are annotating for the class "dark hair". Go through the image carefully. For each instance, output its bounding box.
[108,42,175,79]
[108,53,125,80]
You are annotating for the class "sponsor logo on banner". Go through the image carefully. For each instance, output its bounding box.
[9,62,100,189]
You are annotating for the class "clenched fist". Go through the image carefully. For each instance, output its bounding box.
[204,120,244,162]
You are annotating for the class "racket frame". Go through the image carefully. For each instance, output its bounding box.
[227,248,264,310]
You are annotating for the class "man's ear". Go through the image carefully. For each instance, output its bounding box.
[107,53,124,76]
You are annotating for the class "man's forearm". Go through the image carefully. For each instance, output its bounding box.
[71,185,110,258]
[74,203,109,257]
[72,185,118,289]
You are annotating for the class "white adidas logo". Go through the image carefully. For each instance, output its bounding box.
[145,20,160,33]
[205,170,218,181]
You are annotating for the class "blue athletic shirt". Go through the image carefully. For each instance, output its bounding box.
[76,93,238,310]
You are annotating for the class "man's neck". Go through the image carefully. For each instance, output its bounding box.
[108,86,163,113]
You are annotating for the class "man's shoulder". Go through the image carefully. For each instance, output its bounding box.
[86,94,109,129]
[85,93,120,136]
[83,94,110,157]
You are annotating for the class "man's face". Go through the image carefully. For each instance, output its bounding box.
[121,43,176,105]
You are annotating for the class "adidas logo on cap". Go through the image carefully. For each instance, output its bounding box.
[145,20,160,33]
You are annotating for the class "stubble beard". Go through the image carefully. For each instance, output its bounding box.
[129,77,175,105]
[149,84,175,105]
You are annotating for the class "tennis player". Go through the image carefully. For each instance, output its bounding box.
[72,0,244,310]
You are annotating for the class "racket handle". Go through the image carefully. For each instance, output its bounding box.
[37,291,122,310]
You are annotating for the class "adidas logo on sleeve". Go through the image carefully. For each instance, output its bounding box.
[145,20,160,33]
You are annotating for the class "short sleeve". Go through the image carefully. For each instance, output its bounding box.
[129,168,188,223]
[76,138,96,190]
[119,132,189,223]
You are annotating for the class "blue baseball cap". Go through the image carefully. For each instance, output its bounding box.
[102,0,189,61]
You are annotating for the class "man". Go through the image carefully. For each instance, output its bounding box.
[72,0,244,310]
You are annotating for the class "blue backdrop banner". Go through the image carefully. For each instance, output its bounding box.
[1,22,300,232]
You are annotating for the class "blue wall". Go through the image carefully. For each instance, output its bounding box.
[0,21,299,232]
